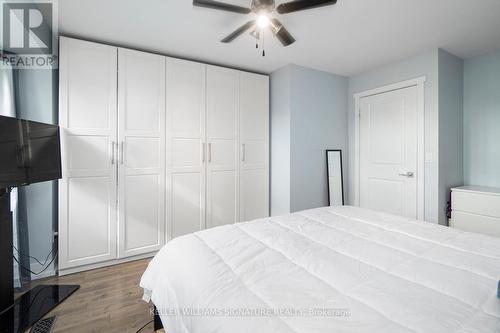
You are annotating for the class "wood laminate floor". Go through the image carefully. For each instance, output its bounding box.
[17,259,162,333]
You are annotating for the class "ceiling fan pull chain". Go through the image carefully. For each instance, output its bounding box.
[262,32,266,57]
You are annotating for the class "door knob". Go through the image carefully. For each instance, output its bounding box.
[398,172,414,177]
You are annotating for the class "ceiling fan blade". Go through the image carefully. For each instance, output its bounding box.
[270,19,296,46]
[221,21,256,43]
[193,0,252,14]
[276,0,337,14]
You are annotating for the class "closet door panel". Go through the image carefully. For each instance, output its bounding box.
[171,139,201,172]
[166,58,206,239]
[206,66,239,228]
[171,173,203,238]
[118,48,165,258]
[123,174,160,251]
[65,45,115,130]
[209,171,237,227]
[207,68,238,139]
[125,137,160,168]
[240,169,268,221]
[66,177,114,262]
[210,139,236,167]
[239,73,269,221]
[59,37,118,270]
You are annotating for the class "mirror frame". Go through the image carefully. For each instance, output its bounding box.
[326,149,344,206]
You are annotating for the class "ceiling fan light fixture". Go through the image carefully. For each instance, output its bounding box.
[250,29,261,40]
[256,14,270,29]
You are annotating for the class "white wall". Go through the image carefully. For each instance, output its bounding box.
[348,50,440,223]
[438,49,464,225]
[270,64,348,214]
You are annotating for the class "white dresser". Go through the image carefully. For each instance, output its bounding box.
[451,186,500,238]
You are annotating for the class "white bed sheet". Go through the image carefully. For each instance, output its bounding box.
[140,206,500,333]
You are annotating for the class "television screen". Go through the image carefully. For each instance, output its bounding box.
[0,115,61,188]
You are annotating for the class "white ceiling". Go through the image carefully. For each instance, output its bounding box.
[59,0,500,76]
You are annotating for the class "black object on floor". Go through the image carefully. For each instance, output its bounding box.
[154,305,163,331]
[30,316,56,333]
[0,285,79,333]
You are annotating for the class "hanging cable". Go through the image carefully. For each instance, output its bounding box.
[13,245,54,267]
[13,251,58,276]
[135,319,154,333]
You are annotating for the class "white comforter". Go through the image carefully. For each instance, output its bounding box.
[140,206,500,333]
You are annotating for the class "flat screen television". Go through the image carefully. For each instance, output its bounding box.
[0,115,61,188]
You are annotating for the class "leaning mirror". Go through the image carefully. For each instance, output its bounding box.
[326,150,344,206]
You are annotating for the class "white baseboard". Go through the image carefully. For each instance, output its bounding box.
[58,252,155,276]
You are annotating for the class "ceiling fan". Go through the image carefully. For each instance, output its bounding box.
[193,0,338,48]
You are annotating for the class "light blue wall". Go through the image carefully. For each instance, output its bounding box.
[271,48,500,225]
[463,49,500,188]
[438,50,464,225]
[17,69,58,279]
[270,64,348,214]
[289,65,348,212]
[348,50,440,223]
[270,66,292,216]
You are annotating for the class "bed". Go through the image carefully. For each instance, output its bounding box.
[140,206,500,333]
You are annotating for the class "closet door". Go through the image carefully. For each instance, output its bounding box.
[166,58,206,239]
[59,37,118,270]
[117,49,165,257]
[239,73,269,221]
[206,66,240,228]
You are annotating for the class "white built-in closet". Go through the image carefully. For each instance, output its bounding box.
[58,37,269,274]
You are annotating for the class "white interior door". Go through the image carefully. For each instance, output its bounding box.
[359,86,418,218]
[59,38,118,269]
[239,72,269,221]
[118,49,165,257]
[166,58,206,239]
[206,65,239,228]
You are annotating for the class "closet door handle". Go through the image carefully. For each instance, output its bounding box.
[202,143,206,163]
[398,171,414,177]
[242,143,246,162]
[111,141,116,165]
[120,141,125,165]
[208,143,212,163]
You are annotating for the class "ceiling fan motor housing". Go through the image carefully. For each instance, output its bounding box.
[251,0,275,12]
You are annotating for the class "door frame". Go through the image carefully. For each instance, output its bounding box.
[353,77,426,220]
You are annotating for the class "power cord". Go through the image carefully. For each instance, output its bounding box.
[135,319,153,333]
[13,251,58,276]
[13,245,54,267]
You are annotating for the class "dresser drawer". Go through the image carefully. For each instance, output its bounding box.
[452,191,500,217]
[451,211,500,237]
